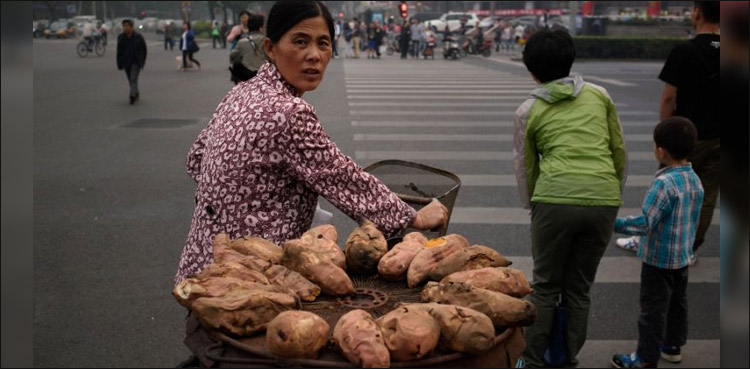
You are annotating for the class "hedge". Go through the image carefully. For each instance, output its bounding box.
[192,20,212,39]
[573,36,684,59]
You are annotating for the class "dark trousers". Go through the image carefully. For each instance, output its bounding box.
[165,37,173,50]
[212,35,220,48]
[522,203,618,368]
[400,42,409,59]
[689,138,720,252]
[124,64,140,97]
[182,50,200,68]
[637,263,689,364]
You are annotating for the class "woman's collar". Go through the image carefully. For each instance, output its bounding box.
[257,62,301,97]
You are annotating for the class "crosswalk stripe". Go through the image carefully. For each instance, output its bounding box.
[353,133,653,142]
[375,174,656,187]
[355,150,658,161]
[351,121,657,127]
[449,207,721,225]
[508,256,719,283]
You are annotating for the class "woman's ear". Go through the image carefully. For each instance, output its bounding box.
[263,38,274,62]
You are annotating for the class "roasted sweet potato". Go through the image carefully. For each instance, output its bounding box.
[427,245,511,282]
[266,311,330,359]
[420,282,536,328]
[375,306,440,361]
[228,234,283,264]
[405,303,495,355]
[282,239,354,296]
[402,232,428,245]
[406,234,469,287]
[333,309,391,368]
[296,232,347,270]
[213,234,272,271]
[191,287,300,336]
[194,262,270,284]
[303,224,339,244]
[264,264,321,302]
[173,276,284,308]
[440,267,533,298]
[377,239,424,281]
[346,220,388,275]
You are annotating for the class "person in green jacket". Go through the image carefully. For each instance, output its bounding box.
[513,29,627,368]
[212,21,221,49]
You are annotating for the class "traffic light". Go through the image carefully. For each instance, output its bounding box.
[399,2,408,19]
[338,12,344,18]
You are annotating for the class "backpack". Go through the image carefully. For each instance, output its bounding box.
[229,33,266,83]
[344,28,353,42]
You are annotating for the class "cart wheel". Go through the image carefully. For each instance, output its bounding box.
[95,43,105,57]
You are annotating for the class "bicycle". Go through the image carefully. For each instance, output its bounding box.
[77,35,105,57]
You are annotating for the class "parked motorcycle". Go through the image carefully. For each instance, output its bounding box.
[460,38,493,57]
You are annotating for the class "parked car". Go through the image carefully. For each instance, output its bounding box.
[137,17,159,32]
[411,12,443,24]
[425,12,480,34]
[479,16,500,30]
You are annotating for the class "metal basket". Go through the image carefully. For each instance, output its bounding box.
[364,160,461,237]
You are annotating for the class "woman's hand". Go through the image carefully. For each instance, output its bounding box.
[411,199,449,231]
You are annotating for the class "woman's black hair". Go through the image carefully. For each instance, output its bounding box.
[266,1,334,43]
[239,10,252,20]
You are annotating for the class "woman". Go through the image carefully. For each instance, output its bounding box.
[179,22,200,71]
[399,20,411,59]
[366,22,376,59]
[343,21,353,58]
[226,10,251,50]
[175,0,448,285]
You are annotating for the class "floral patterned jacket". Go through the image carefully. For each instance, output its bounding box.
[175,62,416,284]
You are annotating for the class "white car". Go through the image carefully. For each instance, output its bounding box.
[425,12,480,34]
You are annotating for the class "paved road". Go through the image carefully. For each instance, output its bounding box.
[32,34,719,367]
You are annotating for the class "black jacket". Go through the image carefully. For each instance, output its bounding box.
[117,32,147,70]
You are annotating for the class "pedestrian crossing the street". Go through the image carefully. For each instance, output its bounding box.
[342,57,720,368]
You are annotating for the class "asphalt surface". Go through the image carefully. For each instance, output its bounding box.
[33,33,719,367]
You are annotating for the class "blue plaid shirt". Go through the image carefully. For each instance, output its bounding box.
[615,164,704,269]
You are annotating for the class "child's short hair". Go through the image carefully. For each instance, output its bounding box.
[522,29,575,83]
[653,117,698,160]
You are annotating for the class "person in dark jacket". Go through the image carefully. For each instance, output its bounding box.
[399,20,411,59]
[179,22,201,71]
[116,19,147,105]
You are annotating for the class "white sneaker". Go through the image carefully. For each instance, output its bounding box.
[688,254,697,266]
[616,236,639,252]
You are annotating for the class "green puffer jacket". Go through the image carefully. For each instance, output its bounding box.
[513,74,627,209]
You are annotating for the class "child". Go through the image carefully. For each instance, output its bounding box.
[514,28,627,368]
[611,117,704,368]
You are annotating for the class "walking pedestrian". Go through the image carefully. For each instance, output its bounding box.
[116,19,147,105]
[359,20,368,53]
[332,19,340,58]
[514,29,627,368]
[374,21,384,58]
[212,21,221,48]
[220,20,229,48]
[410,18,421,58]
[164,21,175,50]
[502,24,513,52]
[179,22,201,71]
[343,21,353,58]
[611,117,703,368]
[400,20,411,59]
[514,23,525,51]
[227,10,251,50]
[351,17,361,58]
[616,1,719,266]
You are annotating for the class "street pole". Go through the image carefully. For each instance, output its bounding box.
[569,0,577,36]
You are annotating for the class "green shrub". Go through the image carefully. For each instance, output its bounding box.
[192,20,212,36]
[574,36,684,59]
[196,31,210,39]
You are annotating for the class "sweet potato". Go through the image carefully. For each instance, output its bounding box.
[282,239,354,296]
[406,234,469,287]
[264,264,321,302]
[303,224,339,244]
[228,235,283,264]
[420,282,536,328]
[191,287,300,336]
[377,239,424,281]
[173,276,284,308]
[403,232,428,245]
[213,234,272,271]
[405,303,495,355]
[333,309,391,368]
[375,306,440,361]
[296,232,347,270]
[346,220,388,275]
[194,262,270,284]
[427,245,511,282]
[266,311,330,359]
[440,267,533,298]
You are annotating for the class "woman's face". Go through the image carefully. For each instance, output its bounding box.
[264,16,332,95]
[183,24,188,31]
[241,14,249,27]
